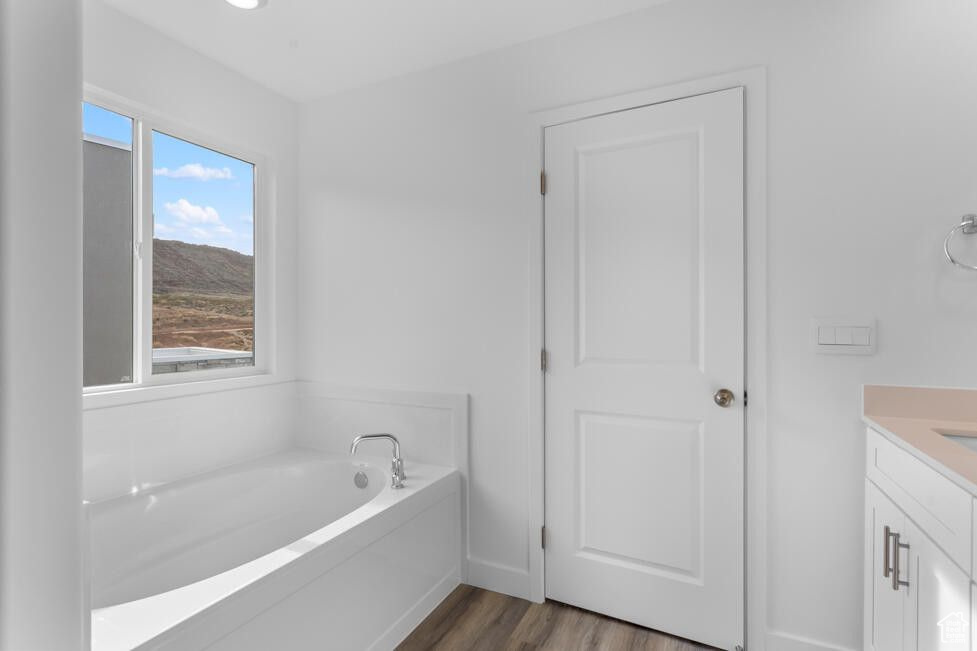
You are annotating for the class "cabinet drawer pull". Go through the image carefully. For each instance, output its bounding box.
[883,525,894,578]
[892,532,910,591]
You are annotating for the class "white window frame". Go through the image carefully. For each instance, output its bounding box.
[82,86,277,408]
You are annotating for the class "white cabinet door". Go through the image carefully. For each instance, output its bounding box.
[866,481,911,651]
[906,518,971,651]
[972,583,976,651]
[543,87,744,650]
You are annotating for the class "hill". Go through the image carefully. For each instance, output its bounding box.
[153,238,253,296]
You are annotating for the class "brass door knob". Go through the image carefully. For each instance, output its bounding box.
[713,389,734,408]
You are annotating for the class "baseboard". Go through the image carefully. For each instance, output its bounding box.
[466,557,531,600]
[765,630,859,651]
[369,570,461,651]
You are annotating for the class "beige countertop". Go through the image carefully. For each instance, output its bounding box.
[864,385,977,494]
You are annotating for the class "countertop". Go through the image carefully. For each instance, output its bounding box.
[864,384,977,495]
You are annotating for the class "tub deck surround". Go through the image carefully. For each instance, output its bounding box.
[90,449,462,651]
[863,384,977,493]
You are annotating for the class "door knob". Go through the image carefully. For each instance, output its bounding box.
[713,388,734,408]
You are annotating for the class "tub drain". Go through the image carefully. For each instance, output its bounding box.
[354,471,369,489]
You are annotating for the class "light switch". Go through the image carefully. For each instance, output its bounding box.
[817,326,835,345]
[835,327,853,345]
[814,318,876,355]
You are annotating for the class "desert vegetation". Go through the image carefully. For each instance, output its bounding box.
[152,292,253,350]
[153,239,254,352]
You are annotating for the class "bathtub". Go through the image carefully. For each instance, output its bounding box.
[89,449,462,650]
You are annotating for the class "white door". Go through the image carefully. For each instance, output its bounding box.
[864,481,909,651]
[543,87,744,649]
[907,519,970,651]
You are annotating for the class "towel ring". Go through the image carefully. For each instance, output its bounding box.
[944,214,977,271]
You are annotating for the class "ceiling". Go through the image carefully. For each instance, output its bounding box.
[101,0,671,101]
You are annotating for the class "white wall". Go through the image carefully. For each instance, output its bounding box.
[81,0,300,499]
[83,383,296,502]
[295,383,467,471]
[297,1,977,649]
[0,0,86,648]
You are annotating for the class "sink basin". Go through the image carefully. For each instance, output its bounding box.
[934,428,977,453]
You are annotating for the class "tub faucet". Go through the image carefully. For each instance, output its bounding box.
[350,433,406,489]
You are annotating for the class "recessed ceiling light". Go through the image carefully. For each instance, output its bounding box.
[225,0,267,9]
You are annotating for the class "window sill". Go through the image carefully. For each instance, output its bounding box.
[83,371,289,411]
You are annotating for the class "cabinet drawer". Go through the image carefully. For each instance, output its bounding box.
[866,427,972,574]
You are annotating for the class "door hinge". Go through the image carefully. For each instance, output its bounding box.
[743,390,748,407]
[541,525,546,549]
[540,170,547,196]
[540,349,548,372]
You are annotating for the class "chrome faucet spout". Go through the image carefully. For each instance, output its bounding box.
[349,433,406,489]
[350,433,400,458]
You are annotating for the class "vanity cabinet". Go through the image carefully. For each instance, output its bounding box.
[865,428,973,651]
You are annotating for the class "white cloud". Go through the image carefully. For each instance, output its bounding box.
[158,199,250,251]
[154,163,233,181]
[164,198,222,224]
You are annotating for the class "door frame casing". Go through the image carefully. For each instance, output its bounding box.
[526,67,768,649]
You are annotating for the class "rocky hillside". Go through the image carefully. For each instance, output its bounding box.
[153,238,253,295]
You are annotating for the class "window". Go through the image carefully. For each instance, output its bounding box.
[150,131,255,375]
[82,100,261,390]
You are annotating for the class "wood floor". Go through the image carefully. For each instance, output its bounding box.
[397,586,714,651]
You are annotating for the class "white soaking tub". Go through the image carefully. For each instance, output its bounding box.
[89,450,462,651]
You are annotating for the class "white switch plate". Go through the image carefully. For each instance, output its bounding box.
[813,317,876,355]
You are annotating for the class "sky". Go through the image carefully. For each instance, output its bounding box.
[82,102,255,255]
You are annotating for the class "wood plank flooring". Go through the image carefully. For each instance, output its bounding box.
[397,586,714,651]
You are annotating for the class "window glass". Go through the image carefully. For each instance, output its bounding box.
[83,103,133,147]
[151,131,255,374]
[82,102,134,387]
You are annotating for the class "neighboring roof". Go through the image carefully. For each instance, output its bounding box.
[83,133,132,152]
